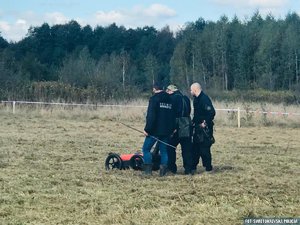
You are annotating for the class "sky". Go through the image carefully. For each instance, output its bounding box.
[0,0,299,42]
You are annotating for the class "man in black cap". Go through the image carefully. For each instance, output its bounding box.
[142,82,176,176]
[166,84,193,175]
[190,82,215,173]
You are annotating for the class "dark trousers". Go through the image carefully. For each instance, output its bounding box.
[191,124,214,171]
[167,133,193,173]
[191,143,212,170]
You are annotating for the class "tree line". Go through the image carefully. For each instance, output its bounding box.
[0,12,299,103]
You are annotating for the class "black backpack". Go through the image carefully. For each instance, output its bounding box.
[176,95,192,138]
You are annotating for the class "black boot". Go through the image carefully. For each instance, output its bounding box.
[190,169,196,175]
[159,165,168,177]
[142,164,152,176]
[205,165,213,172]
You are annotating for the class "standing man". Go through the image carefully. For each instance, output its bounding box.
[142,82,176,176]
[166,84,193,175]
[190,82,215,173]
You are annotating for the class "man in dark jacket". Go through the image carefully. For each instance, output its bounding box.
[142,83,176,176]
[166,84,193,175]
[190,82,215,173]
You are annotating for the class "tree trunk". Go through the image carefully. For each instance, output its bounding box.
[269,57,273,90]
[152,67,154,85]
[295,51,299,86]
[200,58,207,88]
[185,61,189,89]
[222,51,228,91]
[192,53,195,83]
[122,57,125,91]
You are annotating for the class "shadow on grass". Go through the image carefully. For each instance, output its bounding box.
[175,165,241,175]
[212,165,237,173]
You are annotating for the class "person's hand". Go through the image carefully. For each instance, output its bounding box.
[200,120,206,128]
[170,129,177,138]
[143,130,149,136]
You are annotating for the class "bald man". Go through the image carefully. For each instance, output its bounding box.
[190,82,215,173]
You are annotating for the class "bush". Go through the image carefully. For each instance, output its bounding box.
[208,89,298,105]
[3,81,146,103]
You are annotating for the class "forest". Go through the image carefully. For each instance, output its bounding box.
[0,11,299,103]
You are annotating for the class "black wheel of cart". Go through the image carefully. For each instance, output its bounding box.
[130,155,144,170]
[105,153,123,170]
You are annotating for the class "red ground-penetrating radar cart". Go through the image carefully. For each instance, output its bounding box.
[105,145,160,171]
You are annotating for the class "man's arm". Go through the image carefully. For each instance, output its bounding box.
[183,96,191,116]
[203,97,215,123]
[144,97,156,134]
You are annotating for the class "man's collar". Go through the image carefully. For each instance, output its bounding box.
[195,90,202,97]
[153,90,163,94]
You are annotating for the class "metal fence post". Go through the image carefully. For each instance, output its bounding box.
[13,101,16,114]
[237,107,241,128]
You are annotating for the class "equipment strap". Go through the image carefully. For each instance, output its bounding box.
[119,122,176,149]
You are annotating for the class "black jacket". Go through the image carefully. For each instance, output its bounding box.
[193,91,215,126]
[169,91,191,118]
[144,91,176,136]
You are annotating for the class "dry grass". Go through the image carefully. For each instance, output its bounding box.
[0,106,299,225]
[214,101,300,128]
[1,99,299,127]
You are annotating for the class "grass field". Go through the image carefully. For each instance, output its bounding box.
[0,107,299,225]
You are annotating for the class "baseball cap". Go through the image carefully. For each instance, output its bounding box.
[166,84,178,92]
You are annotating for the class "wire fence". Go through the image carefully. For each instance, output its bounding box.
[1,100,300,128]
